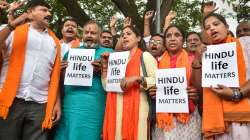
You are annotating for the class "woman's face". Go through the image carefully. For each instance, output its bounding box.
[204,16,228,44]
[121,27,141,51]
[165,27,183,54]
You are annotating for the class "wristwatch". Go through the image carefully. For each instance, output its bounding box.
[232,88,243,102]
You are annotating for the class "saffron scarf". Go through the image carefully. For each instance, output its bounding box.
[0,23,61,130]
[71,38,80,48]
[60,38,80,48]
[202,36,250,138]
[103,48,142,140]
[157,49,192,131]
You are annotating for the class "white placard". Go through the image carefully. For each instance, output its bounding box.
[202,42,239,87]
[156,68,189,113]
[106,51,130,92]
[64,48,95,86]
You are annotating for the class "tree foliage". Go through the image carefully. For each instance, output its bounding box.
[2,0,248,37]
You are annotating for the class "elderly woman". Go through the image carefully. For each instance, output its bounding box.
[102,25,157,140]
[152,25,201,140]
[192,13,250,140]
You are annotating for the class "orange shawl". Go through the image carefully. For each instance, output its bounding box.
[60,38,80,48]
[0,24,61,130]
[202,36,250,138]
[103,48,142,140]
[71,39,80,48]
[157,49,192,131]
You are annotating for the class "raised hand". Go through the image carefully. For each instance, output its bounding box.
[8,12,28,28]
[7,1,25,13]
[144,10,154,21]
[165,10,177,21]
[202,1,218,17]
[110,16,117,28]
[0,0,9,10]
[163,11,177,31]
[123,17,132,28]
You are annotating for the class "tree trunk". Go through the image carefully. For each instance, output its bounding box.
[112,0,144,33]
[58,0,90,27]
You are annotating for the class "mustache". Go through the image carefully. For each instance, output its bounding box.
[85,38,94,42]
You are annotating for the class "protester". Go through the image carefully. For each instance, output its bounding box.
[237,22,250,80]
[100,30,113,48]
[236,22,250,37]
[102,25,157,140]
[60,17,80,59]
[147,34,165,58]
[55,20,112,140]
[0,1,61,140]
[151,25,201,140]
[192,13,250,140]
[186,32,203,62]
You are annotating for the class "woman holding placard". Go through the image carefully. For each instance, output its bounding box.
[102,25,157,140]
[192,13,250,140]
[151,25,201,140]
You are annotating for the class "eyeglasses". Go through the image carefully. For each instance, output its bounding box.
[149,40,162,46]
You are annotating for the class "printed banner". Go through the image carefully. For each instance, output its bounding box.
[156,68,189,113]
[106,51,130,92]
[202,42,239,87]
[64,48,95,86]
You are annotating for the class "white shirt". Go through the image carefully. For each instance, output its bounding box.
[60,41,72,60]
[239,36,250,80]
[0,25,57,103]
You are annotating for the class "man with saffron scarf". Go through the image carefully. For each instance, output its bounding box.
[0,0,61,140]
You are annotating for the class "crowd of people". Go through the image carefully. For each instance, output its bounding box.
[0,0,250,140]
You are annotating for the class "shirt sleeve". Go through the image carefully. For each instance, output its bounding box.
[142,51,157,90]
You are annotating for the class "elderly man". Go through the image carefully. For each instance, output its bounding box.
[186,32,203,61]
[236,22,250,37]
[55,20,112,140]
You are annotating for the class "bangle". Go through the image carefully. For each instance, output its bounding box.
[7,23,15,31]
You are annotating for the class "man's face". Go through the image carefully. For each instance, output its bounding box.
[100,32,113,48]
[30,5,51,28]
[61,20,77,40]
[82,23,100,47]
[147,36,164,57]
[187,33,202,53]
[236,23,250,37]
